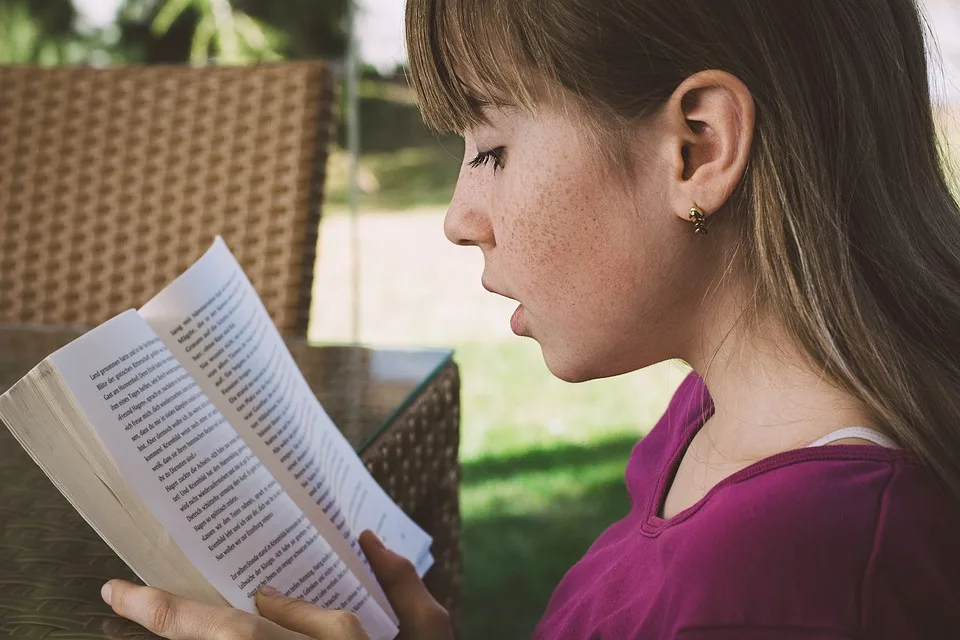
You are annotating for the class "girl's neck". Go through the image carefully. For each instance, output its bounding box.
[683,299,880,464]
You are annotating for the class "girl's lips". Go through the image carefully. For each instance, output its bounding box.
[481,280,526,335]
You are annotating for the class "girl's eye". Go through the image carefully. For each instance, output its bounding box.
[468,147,506,173]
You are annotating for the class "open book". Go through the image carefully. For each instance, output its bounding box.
[0,237,433,640]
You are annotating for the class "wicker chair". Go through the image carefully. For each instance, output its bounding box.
[0,63,461,633]
[0,62,331,335]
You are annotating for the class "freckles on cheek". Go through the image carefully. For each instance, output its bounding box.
[544,180,607,281]
[509,164,586,266]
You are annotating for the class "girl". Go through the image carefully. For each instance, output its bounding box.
[102,0,960,637]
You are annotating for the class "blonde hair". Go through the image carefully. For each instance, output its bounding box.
[406,0,960,500]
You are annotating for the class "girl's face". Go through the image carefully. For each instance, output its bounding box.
[446,105,708,382]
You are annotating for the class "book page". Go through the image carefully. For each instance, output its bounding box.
[49,311,396,640]
[138,238,433,578]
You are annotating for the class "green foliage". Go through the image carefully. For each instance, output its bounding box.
[0,0,90,64]
[326,146,464,211]
[149,0,282,64]
[0,0,349,66]
[324,82,467,211]
[122,0,348,64]
[234,0,348,60]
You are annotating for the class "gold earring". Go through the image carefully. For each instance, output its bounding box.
[689,204,708,236]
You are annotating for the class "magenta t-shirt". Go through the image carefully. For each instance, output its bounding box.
[533,371,960,639]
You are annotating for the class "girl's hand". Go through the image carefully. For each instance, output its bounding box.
[101,530,453,640]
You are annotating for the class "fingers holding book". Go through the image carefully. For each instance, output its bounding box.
[101,578,373,640]
[358,531,453,640]
[98,531,453,640]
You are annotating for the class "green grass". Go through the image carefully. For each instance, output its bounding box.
[451,340,688,639]
[461,439,636,638]
[453,341,686,460]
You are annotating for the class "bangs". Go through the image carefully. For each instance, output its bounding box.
[405,0,553,133]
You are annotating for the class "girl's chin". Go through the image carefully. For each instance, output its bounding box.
[510,304,526,336]
[540,341,660,383]
[538,345,596,384]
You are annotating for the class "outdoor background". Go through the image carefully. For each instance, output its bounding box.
[2,1,959,638]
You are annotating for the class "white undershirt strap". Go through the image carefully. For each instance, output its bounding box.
[806,426,900,449]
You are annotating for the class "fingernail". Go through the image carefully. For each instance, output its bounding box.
[258,584,283,598]
[364,531,385,550]
[101,581,113,605]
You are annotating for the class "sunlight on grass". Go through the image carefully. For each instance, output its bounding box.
[460,437,641,639]
[453,340,689,460]
[462,454,630,517]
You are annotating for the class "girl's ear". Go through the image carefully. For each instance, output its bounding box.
[659,70,756,223]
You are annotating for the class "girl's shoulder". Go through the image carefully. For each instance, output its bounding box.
[669,450,960,636]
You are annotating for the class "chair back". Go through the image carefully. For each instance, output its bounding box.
[0,62,336,336]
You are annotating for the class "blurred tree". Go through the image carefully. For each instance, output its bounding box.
[116,0,349,64]
[238,0,348,60]
[148,0,280,64]
[0,0,87,64]
[0,0,349,65]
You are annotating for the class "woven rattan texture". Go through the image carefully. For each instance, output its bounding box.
[0,62,335,336]
[0,450,151,640]
[364,362,463,636]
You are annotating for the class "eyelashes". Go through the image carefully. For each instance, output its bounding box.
[468,146,506,173]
